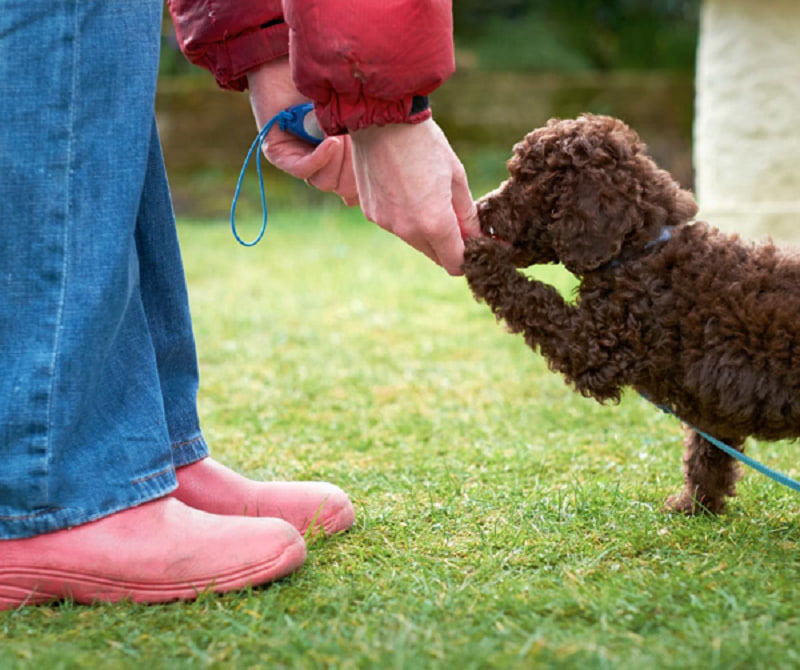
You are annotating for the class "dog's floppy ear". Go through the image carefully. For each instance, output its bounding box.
[549,170,639,273]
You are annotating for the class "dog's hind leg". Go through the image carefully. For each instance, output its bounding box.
[665,427,745,515]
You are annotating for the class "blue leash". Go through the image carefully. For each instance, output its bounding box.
[230,103,323,247]
[647,397,800,493]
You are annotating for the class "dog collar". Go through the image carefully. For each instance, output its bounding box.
[600,226,674,272]
[644,226,673,250]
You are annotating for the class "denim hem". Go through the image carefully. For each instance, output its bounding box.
[171,433,209,469]
[0,465,177,540]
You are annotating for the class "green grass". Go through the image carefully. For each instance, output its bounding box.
[3,209,800,669]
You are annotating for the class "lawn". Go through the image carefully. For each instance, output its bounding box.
[2,208,799,669]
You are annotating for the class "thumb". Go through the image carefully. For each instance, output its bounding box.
[451,166,480,240]
[267,136,338,180]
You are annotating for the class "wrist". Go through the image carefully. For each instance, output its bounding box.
[247,57,295,100]
[247,57,311,128]
[351,117,434,145]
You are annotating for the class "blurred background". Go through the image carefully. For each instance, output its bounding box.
[157,1,700,219]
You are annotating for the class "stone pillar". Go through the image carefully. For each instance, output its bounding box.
[694,0,800,242]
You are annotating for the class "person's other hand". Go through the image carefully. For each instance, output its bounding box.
[350,119,480,275]
[247,58,358,206]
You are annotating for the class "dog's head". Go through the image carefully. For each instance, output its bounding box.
[477,115,698,274]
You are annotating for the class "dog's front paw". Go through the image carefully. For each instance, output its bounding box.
[664,491,726,516]
[463,237,515,272]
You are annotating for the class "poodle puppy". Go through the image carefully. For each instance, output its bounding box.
[463,114,800,514]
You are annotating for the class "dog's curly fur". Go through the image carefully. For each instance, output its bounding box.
[463,114,800,514]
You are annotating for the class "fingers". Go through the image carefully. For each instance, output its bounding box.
[357,179,470,275]
[335,135,359,206]
[265,136,336,180]
[406,236,441,267]
[418,212,466,276]
[451,163,481,241]
[306,136,358,202]
[369,210,465,276]
[266,135,360,205]
[305,138,343,191]
[396,166,473,275]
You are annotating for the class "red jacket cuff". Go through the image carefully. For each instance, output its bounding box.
[168,0,288,92]
[286,0,454,134]
[315,95,432,136]
[204,22,290,92]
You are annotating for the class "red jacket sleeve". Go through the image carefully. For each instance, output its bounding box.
[285,0,455,135]
[167,0,289,92]
[168,1,455,134]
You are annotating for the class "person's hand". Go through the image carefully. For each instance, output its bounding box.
[350,119,480,275]
[247,58,358,206]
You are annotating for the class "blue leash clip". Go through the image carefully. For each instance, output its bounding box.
[278,102,325,146]
[230,103,324,247]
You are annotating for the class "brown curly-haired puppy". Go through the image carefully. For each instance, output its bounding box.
[463,114,800,514]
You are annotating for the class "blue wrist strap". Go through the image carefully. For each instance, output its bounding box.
[230,103,323,247]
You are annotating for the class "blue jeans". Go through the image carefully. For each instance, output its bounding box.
[0,1,209,539]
